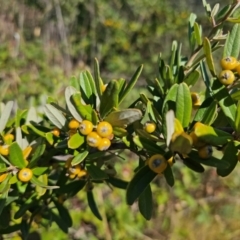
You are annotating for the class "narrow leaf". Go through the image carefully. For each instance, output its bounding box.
[44,104,66,129]
[119,65,143,104]
[126,165,157,205]
[87,190,102,221]
[223,24,240,58]
[0,101,14,133]
[138,185,152,220]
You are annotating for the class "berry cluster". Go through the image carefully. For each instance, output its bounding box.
[68,119,114,151]
[219,56,240,85]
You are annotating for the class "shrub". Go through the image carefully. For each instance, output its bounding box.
[1,0,240,239]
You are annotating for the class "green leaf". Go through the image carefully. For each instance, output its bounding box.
[71,93,93,121]
[138,185,152,220]
[194,22,202,45]
[106,177,128,189]
[65,86,82,122]
[35,174,47,197]
[0,101,14,133]
[71,150,89,166]
[87,190,102,221]
[223,24,240,58]
[57,179,86,197]
[217,141,238,177]
[133,135,165,155]
[0,198,6,216]
[86,164,109,180]
[25,107,39,125]
[94,58,103,99]
[162,83,179,113]
[194,124,233,146]
[69,76,79,91]
[105,109,142,128]
[183,157,205,173]
[45,132,54,145]
[184,70,200,87]
[126,165,157,205]
[14,195,36,219]
[216,5,231,20]
[54,200,72,227]
[32,167,48,176]
[188,150,229,169]
[44,104,67,129]
[9,142,26,168]
[28,140,46,168]
[51,210,68,233]
[200,61,212,92]
[119,65,143,104]
[235,101,240,134]
[30,175,59,189]
[212,79,236,129]
[26,124,46,138]
[67,132,85,149]
[79,71,96,106]
[99,80,119,118]
[194,98,218,125]
[175,83,192,128]
[203,37,216,76]
[112,127,128,137]
[163,164,174,187]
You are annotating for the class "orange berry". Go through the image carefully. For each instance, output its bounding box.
[18,168,33,182]
[86,132,102,147]
[96,121,113,138]
[97,138,111,151]
[148,154,167,174]
[52,128,60,137]
[198,145,213,159]
[68,119,80,129]
[79,120,93,135]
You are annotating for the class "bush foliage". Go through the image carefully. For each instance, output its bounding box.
[1,0,240,239]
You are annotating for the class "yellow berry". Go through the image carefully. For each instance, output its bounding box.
[219,70,235,85]
[191,92,201,108]
[18,168,33,182]
[236,63,240,76]
[52,128,60,137]
[79,120,93,135]
[0,145,9,156]
[86,132,102,147]
[96,121,113,138]
[220,56,238,70]
[148,154,167,174]
[68,119,80,129]
[0,172,8,183]
[97,138,111,151]
[3,133,14,142]
[68,164,81,176]
[77,169,87,178]
[198,145,213,159]
[144,122,156,133]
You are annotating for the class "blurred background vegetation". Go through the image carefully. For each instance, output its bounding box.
[1,0,240,239]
